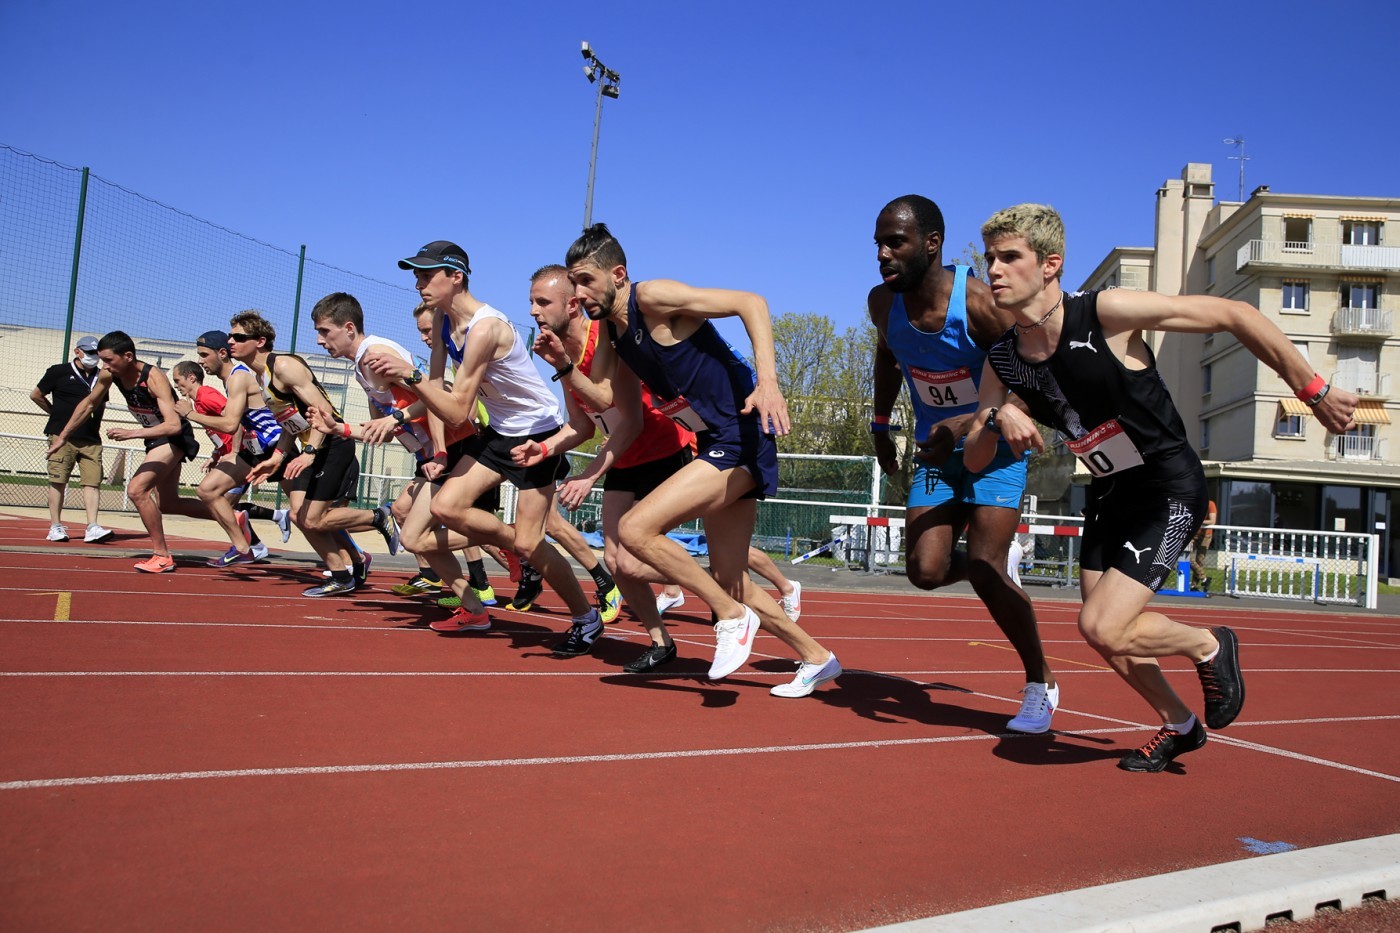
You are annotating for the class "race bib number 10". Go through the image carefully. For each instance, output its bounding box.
[909,366,976,408]
[1066,420,1144,477]
[656,396,710,434]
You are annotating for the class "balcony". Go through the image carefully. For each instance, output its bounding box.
[1331,306,1394,338]
[1329,433,1381,461]
[1332,370,1391,398]
[1237,239,1400,272]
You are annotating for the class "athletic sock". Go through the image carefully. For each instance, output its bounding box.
[1167,714,1197,734]
[236,502,275,521]
[246,526,262,547]
[466,559,489,590]
[331,569,354,584]
[588,563,615,592]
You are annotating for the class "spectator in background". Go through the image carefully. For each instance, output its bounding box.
[31,336,113,543]
[1190,499,1218,594]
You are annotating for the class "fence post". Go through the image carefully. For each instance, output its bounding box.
[869,455,881,519]
[60,167,90,361]
[288,244,307,354]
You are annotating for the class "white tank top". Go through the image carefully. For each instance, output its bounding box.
[461,304,561,436]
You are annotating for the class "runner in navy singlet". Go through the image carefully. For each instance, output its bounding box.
[46,330,209,573]
[964,203,1359,772]
[868,195,1058,733]
[560,224,839,695]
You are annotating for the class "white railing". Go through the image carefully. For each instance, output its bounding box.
[1331,433,1379,461]
[1237,239,1400,272]
[1331,306,1393,337]
[1332,370,1390,397]
[1217,523,1377,608]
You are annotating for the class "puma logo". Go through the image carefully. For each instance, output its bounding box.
[1069,339,1097,353]
[1123,541,1150,564]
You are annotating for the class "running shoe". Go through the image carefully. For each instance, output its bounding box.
[510,574,544,612]
[1006,682,1059,734]
[352,552,373,587]
[251,541,270,562]
[770,652,842,698]
[473,584,497,607]
[597,585,622,624]
[1117,719,1207,773]
[503,549,522,583]
[552,610,604,657]
[234,509,254,552]
[437,595,462,610]
[83,523,114,543]
[623,642,677,674]
[303,578,358,597]
[390,573,443,597]
[655,590,686,616]
[272,508,292,544]
[207,547,258,568]
[430,607,491,633]
[134,554,176,573]
[47,524,69,542]
[779,581,802,622]
[709,607,761,680]
[1197,626,1245,729]
[372,503,401,556]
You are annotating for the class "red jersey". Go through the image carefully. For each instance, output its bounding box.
[195,385,235,458]
[574,319,692,468]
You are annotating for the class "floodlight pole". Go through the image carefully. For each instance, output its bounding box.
[581,42,620,228]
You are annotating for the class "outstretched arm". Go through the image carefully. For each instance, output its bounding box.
[46,373,113,454]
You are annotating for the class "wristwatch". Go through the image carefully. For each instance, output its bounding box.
[302,444,319,455]
[985,407,1002,435]
[390,408,408,425]
[403,369,424,386]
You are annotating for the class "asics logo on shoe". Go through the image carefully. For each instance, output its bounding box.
[1068,339,1097,353]
[1123,541,1149,563]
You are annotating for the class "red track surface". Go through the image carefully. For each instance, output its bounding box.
[2,513,1398,930]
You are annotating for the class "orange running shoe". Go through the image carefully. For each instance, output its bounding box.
[134,554,176,573]
[429,607,491,633]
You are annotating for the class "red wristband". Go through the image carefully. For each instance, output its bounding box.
[341,421,352,438]
[540,442,549,459]
[872,414,891,425]
[1295,374,1326,403]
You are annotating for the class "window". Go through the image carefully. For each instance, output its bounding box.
[1284,217,1312,249]
[1342,282,1380,309]
[1282,281,1309,312]
[1342,220,1382,246]
[1276,407,1305,438]
[1336,425,1377,461]
[1200,419,1210,451]
[1202,363,1212,394]
[1206,256,1216,286]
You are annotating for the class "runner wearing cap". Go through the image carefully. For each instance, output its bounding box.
[47,331,206,572]
[562,224,838,694]
[174,329,283,567]
[363,240,603,650]
[31,335,114,544]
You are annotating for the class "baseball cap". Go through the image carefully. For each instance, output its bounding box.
[398,240,471,276]
[75,336,100,367]
[196,330,231,351]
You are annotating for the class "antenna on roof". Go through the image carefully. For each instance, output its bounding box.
[1223,137,1250,201]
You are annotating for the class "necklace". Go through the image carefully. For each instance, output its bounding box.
[1015,294,1063,332]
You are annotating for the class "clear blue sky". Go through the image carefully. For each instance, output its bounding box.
[4,0,1398,352]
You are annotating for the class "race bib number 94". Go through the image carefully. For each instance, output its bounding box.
[656,396,710,434]
[1066,420,1144,477]
[909,366,975,408]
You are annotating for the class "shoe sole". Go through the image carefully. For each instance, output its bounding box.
[430,621,491,632]
[770,666,842,698]
[135,564,176,573]
[85,533,114,543]
[1006,717,1055,735]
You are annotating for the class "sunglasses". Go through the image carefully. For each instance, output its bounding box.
[228,333,258,343]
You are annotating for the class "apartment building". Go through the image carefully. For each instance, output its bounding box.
[1082,163,1400,575]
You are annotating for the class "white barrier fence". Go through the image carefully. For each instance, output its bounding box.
[1216,524,1378,609]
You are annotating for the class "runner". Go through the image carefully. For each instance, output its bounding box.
[31,336,114,544]
[363,240,601,649]
[869,194,1058,732]
[562,223,839,694]
[45,331,206,572]
[230,311,397,596]
[965,202,1359,770]
[175,330,283,566]
[526,263,694,671]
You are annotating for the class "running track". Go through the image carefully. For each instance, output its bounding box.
[1,513,1397,930]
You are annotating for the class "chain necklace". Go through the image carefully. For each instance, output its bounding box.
[1015,293,1063,332]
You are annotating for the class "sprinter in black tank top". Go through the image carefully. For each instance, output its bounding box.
[964,204,1358,772]
[46,331,216,573]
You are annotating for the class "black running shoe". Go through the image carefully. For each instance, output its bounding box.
[552,612,603,657]
[1197,626,1245,729]
[352,552,373,587]
[1117,720,1207,772]
[303,578,358,598]
[623,642,676,674]
[510,574,544,612]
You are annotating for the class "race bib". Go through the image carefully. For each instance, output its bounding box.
[584,406,616,435]
[130,406,162,428]
[1066,420,1144,477]
[241,434,265,455]
[273,406,310,436]
[908,366,976,408]
[657,396,710,434]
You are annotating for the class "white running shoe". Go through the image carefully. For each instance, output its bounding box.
[709,607,760,680]
[779,581,802,622]
[83,523,113,543]
[251,540,270,562]
[273,508,292,544]
[1007,540,1024,588]
[770,652,841,698]
[1007,682,1058,734]
[47,524,69,542]
[656,591,686,616]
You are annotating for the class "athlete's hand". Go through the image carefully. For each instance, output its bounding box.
[361,348,412,381]
[361,416,397,445]
[282,451,315,480]
[46,436,66,457]
[420,459,446,481]
[994,406,1045,460]
[246,451,284,485]
[558,475,596,511]
[1312,384,1359,436]
[307,406,338,436]
[511,440,545,467]
[871,432,899,475]
[106,427,137,442]
[741,379,790,436]
[173,398,194,418]
[533,329,568,368]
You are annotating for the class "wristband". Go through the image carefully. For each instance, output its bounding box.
[551,359,574,382]
[403,369,424,386]
[341,421,352,438]
[540,442,550,458]
[1295,374,1326,404]
[1305,383,1331,407]
[985,407,1002,435]
[870,421,901,434]
[871,414,891,425]
[431,451,448,461]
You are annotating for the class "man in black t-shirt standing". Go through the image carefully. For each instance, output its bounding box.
[30,336,114,543]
